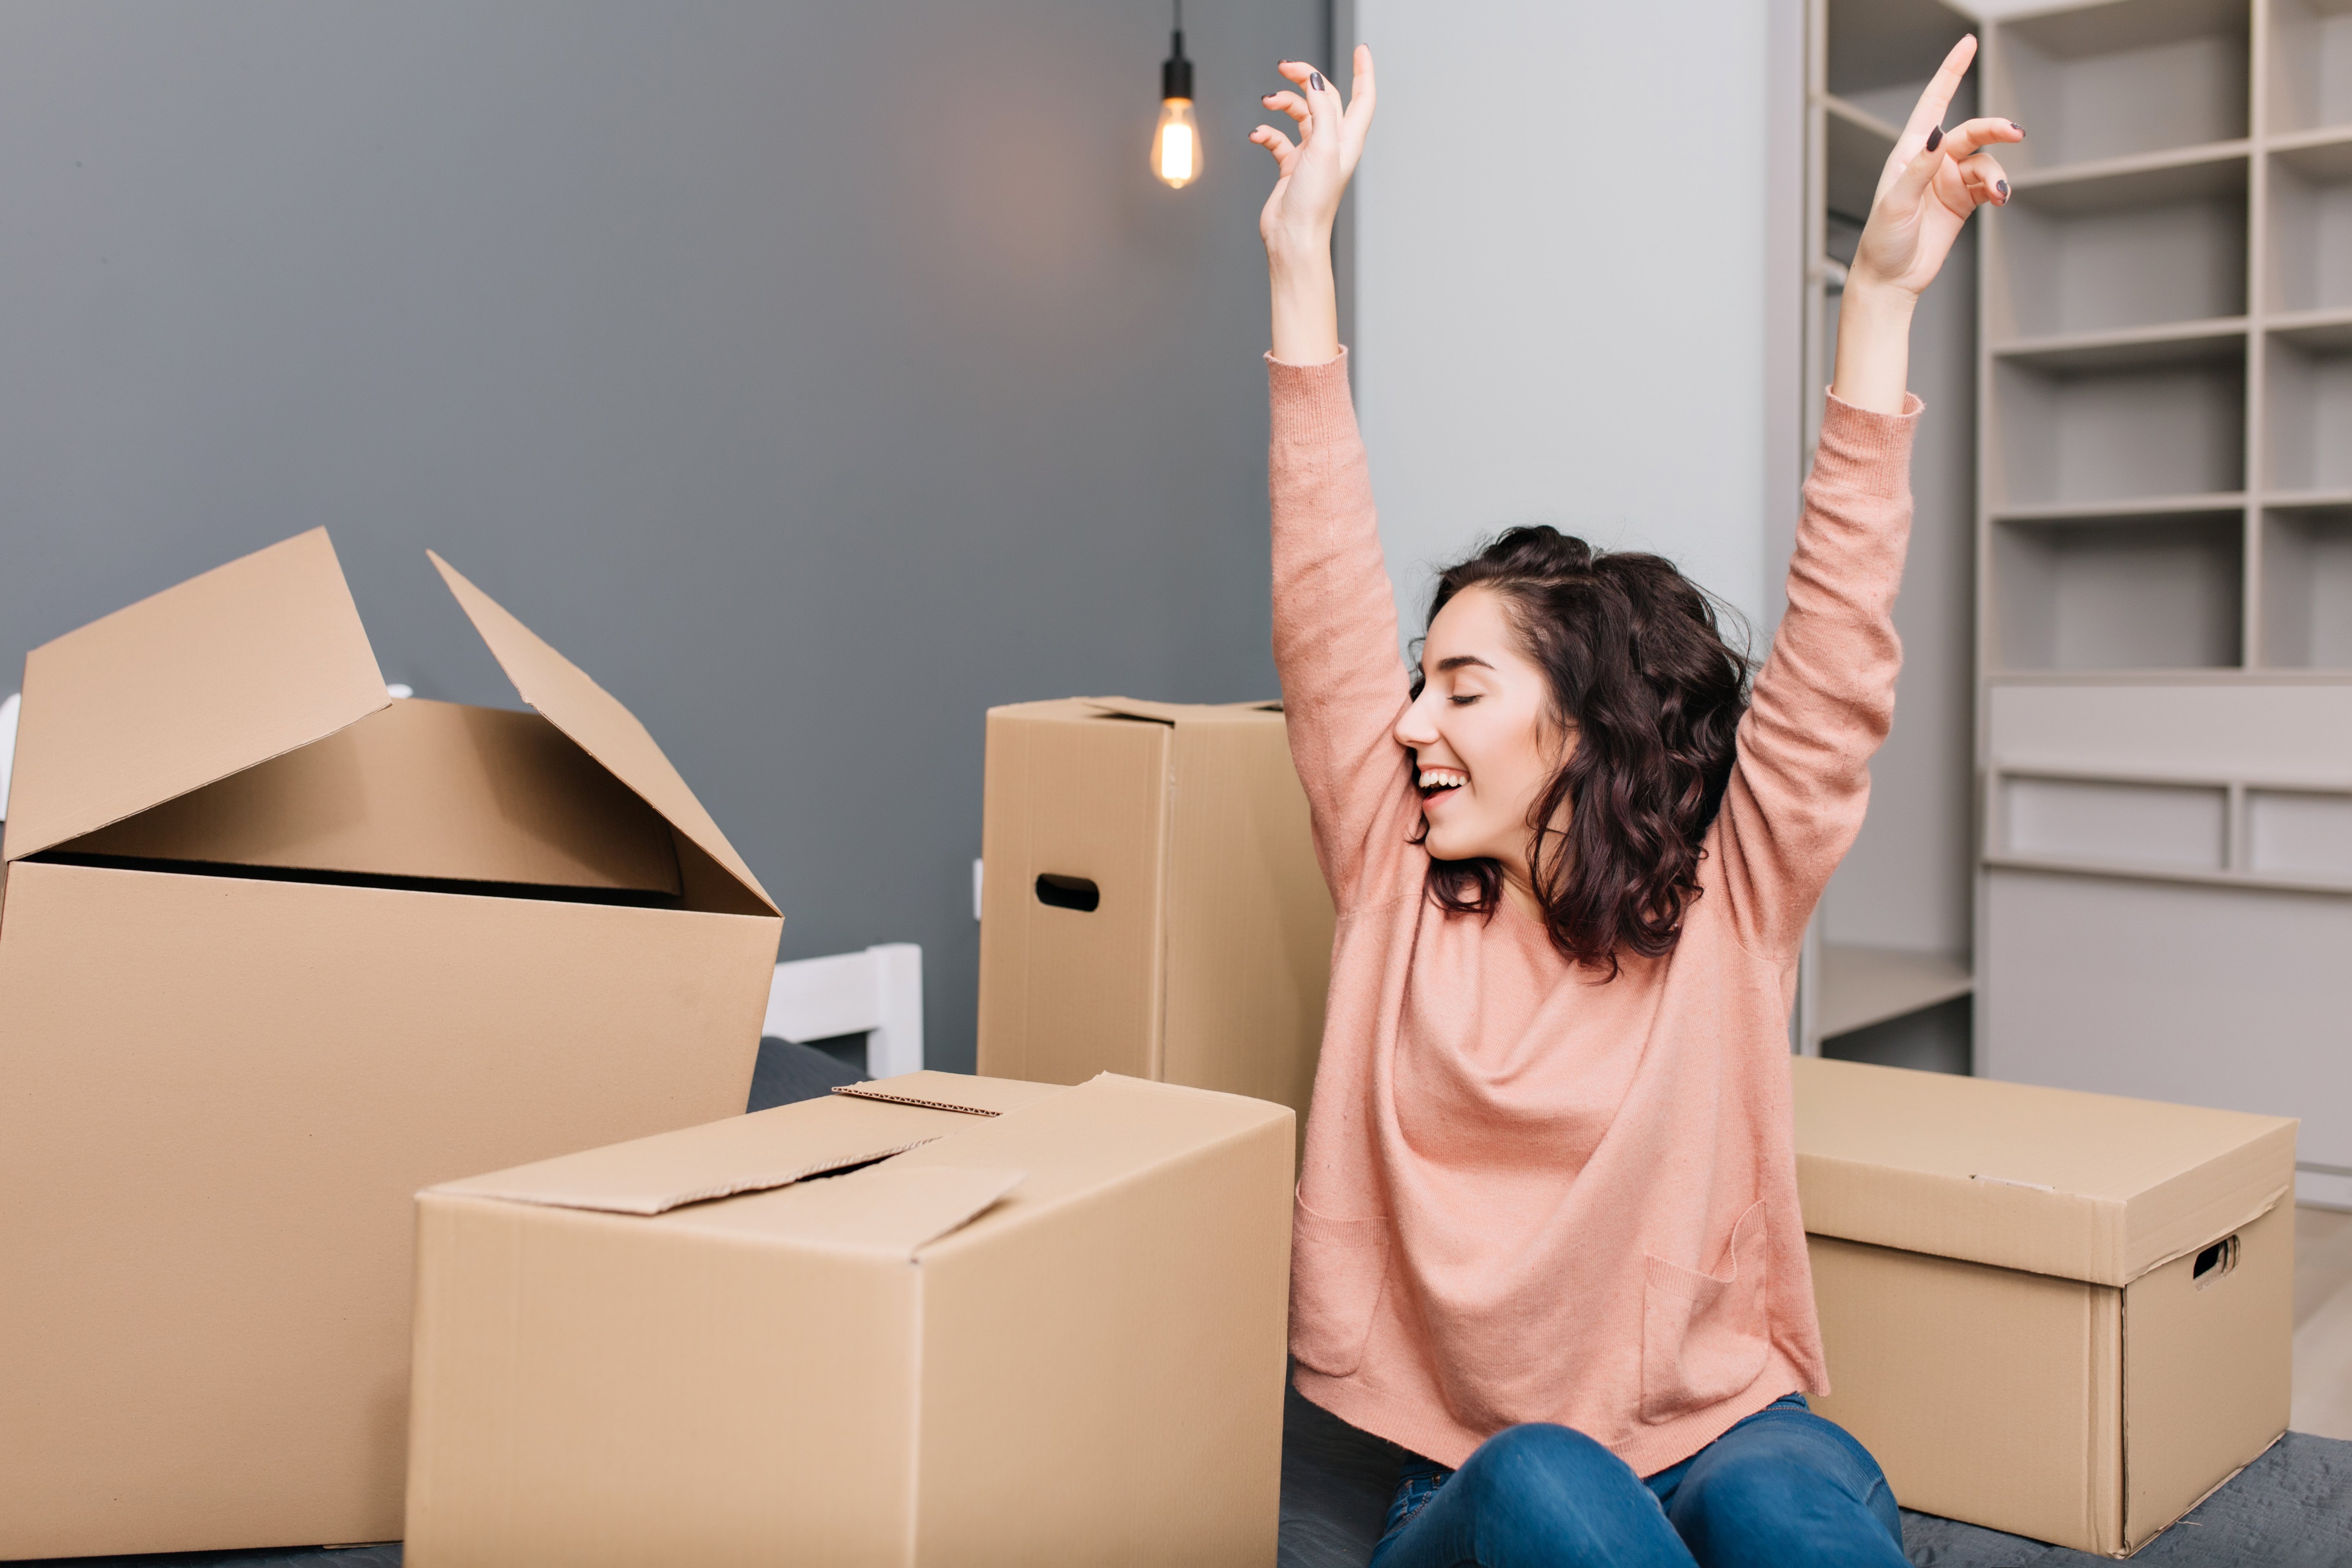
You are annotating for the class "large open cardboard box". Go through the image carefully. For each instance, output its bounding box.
[403,1070,1294,1566]
[0,530,782,1559]
[1793,1057,2296,1556]
[976,698,1333,1145]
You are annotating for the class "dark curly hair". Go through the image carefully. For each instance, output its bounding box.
[1410,526,1753,974]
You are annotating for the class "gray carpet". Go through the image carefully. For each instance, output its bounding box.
[746,1033,868,1109]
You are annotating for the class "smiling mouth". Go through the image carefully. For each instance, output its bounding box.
[1417,766,1468,801]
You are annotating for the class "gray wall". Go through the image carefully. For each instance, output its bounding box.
[1347,0,1775,639]
[0,0,1325,1071]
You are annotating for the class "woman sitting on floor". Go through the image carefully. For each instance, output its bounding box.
[1250,37,2018,1568]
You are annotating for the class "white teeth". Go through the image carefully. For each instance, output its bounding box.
[1419,768,1467,791]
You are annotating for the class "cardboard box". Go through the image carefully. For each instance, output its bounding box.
[976,698,1334,1142]
[403,1069,1294,1567]
[0,529,782,1559]
[1793,1057,2296,1556]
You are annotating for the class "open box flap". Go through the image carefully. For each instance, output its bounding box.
[1080,697,1282,726]
[1792,1057,2299,1285]
[833,1070,1071,1118]
[3,529,390,863]
[428,551,775,915]
[429,1092,973,1216]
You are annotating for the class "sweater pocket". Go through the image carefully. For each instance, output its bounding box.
[1289,1197,1391,1378]
[1639,1200,1770,1425]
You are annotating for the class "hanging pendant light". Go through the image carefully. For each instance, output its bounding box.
[1152,1,1199,189]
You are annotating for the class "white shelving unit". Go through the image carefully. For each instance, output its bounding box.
[1798,0,1983,1065]
[1977,0,2352,1206]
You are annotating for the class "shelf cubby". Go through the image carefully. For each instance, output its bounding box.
[2258,504,2352,663]
[2266,0,2352,134]
[1989,334,2246,508]
[1826,0,1977,136]
[2261,323,2352,489]
[2266,136,2352,311]
[1993,508,2245,670]
[1989,151,2248,337]
[1802,0,1982,1059]
[1823,98,1899,224]
[1998,772,2231,871]
[1989,0,2250,170]
[1976,0,2352,1175]
[2245,786,2352,880]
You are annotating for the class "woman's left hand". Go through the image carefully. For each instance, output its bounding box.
[1833,33,2018,412]
[1850,35,2021,300]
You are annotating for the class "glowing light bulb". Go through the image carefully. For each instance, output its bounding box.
[1154,98,1200,187]
[1154,14,1198,190]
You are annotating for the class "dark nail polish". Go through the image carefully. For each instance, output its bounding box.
[1997,179,2010,198]
[1926,125,1943,152]
[1311,71,1326,91]
[2010,121,2025,134]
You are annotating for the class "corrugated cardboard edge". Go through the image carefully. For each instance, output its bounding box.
[4,528,390,862]
[833,1088,1000,1118]
[426,550,777,916]
[833,1071,1074,1119]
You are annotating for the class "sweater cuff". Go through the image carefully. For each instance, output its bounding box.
[1267,346,1357,457]
[1812,388,1922,500]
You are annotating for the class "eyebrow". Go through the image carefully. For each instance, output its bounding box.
[1434,655,1495,672]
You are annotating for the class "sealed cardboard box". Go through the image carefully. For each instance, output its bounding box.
[1793,1057,2296,1555]
[977,698,1334,1137]
[404,1069,1294,1567]
[0,530,782,1559]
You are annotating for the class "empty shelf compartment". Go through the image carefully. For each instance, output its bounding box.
[2260,506,2352,665]
[1998,773,2230,872]
[2267,0,2352,135]
[2246,787,2352,882]
[1989,156,2247,337]
[1990,341,2246,508]
[2263,329,2352,490]
[1990,0,2248,170]
[1816,944,1973,1039]
[1993,510,2244,670]
[2266,137,2352,312]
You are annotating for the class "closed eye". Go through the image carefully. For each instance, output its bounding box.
[1448,694,1480,706]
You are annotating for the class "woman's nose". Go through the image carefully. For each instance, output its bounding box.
[1394,691,1439,747]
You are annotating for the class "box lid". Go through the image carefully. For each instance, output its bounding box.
[424,1072,1289,1262]
[428,551,775,914]
[3,529,389,862]
[1792,1058,2297,1286]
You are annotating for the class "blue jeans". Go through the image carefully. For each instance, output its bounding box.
[1367,1394,1906,1568]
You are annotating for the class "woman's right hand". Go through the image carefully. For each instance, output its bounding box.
[1253,47,1374,364]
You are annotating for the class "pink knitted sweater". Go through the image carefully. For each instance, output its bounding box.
[1271,350,1921,1476]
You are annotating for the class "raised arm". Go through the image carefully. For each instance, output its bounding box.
[1253,53,1417,908]
[1718,37,2020,953]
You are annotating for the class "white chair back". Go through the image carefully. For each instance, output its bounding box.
[763,943,923,1079]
